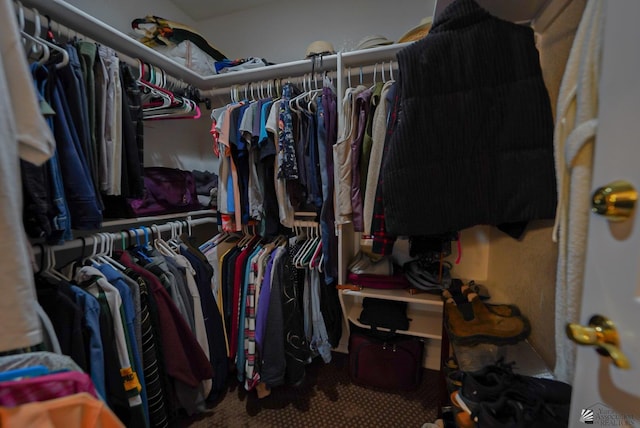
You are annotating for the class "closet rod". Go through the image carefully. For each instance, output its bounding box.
[201,70,339,98]
[34,217,217,254]
[200,61,397,98]
[18,0,411,91]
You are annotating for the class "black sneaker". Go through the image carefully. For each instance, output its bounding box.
[473,389,569,428]
[457,360,572,415]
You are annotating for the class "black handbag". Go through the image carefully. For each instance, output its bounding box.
[348,329,423,391]
[358,297,410,332]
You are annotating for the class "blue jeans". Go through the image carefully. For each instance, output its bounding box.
[48,150,74,242]
[52,77,103,229]
[32,65,73,242]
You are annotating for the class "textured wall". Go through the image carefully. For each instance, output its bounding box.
[196,0,436,64]
[484,0,586,373]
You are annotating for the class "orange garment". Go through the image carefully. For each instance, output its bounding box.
[0,392,124,428]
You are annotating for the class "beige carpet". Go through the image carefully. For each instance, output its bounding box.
[179,352,440,428]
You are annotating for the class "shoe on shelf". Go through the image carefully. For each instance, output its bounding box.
[444,295,531,346]
[443,283,521,318]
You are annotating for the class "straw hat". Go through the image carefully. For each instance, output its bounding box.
[355,34,393,50]
[305,40,336,58]
[398,16,433,43]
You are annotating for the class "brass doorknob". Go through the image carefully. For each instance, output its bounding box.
[591,180,637,221]
[566,315,630,369]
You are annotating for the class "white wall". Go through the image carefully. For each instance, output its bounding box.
[63,0,197,39]
[196,0,436,64]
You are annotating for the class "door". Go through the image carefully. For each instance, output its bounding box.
[568,1,640,426]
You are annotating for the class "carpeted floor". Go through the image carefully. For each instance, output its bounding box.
[178,352,440,428]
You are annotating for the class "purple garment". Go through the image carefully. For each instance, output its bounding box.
[0,371,97,406]
[350,88,372,232]
[255,249,278,353]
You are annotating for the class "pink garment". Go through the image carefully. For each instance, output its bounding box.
[0,371,98,407]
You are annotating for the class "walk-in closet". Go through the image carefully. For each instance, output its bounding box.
[2,0,639,427]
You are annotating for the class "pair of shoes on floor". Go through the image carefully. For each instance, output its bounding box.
[443,285,530,346]
[443,356,464,393]
[450,359,572,427]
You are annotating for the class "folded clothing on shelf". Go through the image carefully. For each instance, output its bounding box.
[127,167,204,217]
[215,58,269,74]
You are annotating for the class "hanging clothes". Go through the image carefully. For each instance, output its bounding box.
[0,0,55,357]
[0,392,124,428]
[382,0,556,238]
[552,0,603,384]
[75,266,146,428]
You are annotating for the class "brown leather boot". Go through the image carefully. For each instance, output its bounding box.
[443,289,520,318]
[444,295,530,346]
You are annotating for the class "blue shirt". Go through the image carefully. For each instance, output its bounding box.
[69,285,105,399]
[95,264,149,426]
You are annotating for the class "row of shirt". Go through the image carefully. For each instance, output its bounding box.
[334,79,398,255]
[35,235,225,428]
[32,227,344,427]
[199,231,342,394]
[210,82,339,284]
[22,38,145,244]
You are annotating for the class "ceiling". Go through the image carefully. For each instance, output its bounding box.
[176,0,553,25]
[169,0,279,21]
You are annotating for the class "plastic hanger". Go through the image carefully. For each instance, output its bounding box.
[59,236,87,279]
[43,245,69,281]
[294,223,317,268]
[372,63,378,86]
[31,9,69,69]
[16,3,49,65]
[129,228,153,263]
[167,221,183,251]
[138,60,174,109]
[151,224,178,256]
[301,228,322,267]
[99,233,127,271]
[309,241,323,270]
[41,14,69,69]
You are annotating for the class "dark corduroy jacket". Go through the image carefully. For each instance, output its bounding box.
[382,0,557,236]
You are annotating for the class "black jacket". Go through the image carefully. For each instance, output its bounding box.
[382,0,556,236]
